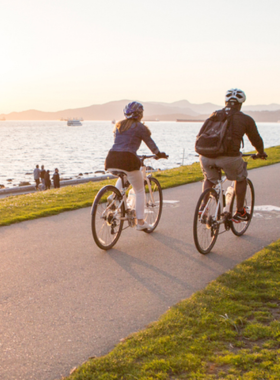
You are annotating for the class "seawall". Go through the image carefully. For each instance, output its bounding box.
[0,174,115,198]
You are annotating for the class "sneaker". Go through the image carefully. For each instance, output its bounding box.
[232,208,251,223]
[136,221,151,231]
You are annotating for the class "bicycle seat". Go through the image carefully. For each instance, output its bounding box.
[209,165,222,180]
[106,168,129,177]
[209,165,222,171]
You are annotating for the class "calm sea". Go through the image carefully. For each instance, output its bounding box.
[0,120,279,188]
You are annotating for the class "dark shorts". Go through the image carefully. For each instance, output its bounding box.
[105,151,140,172]
[200,155,248,184]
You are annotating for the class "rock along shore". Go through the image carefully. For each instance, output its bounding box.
[0,174,115,198]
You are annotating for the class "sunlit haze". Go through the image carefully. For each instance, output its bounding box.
[1,0,280,113]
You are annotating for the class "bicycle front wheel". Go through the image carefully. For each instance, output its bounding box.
[193,188,220,254]
[143,177,163,233]
[230,178,255,236]
[91,185,125,250]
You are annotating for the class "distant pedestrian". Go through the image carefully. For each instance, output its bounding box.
[33,164,40,190]
[44,170,51,190]
[40,165,46,190]
[52,168,60,188]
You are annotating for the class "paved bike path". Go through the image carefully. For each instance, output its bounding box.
[1,164,280,380]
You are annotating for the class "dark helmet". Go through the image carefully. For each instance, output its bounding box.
[123,101,144,119]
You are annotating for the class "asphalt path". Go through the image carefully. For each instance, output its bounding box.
[1,164,280,380]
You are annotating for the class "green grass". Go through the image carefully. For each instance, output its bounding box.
[66,241,280,380]
[1,146,280,227]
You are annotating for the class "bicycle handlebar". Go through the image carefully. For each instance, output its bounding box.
[138,154,169,160]
[137,154,168,167]
[242,153,268,160]
[195,153,267,159]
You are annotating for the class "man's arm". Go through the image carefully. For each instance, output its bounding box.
[245,116,265,156]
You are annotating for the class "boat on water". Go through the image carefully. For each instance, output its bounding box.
[67,118,83,126]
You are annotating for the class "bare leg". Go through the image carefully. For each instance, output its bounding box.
[235,178,247,212]
[202,179,215,192]
[200,179,215,209]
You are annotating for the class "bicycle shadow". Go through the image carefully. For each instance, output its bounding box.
[203,230,271,269]
[106,229,241,303]
[107,247,196,303]
[146,231,241,272]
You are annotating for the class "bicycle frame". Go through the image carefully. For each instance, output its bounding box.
[106,155,157,226]
[198,153,259,235]
[193,153,260,254]
[91,155,165,249]
[202,153,259,226]
[216,177,226,221]
[200,175,233,230]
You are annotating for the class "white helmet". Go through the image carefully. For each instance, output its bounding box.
[225,88,246,103]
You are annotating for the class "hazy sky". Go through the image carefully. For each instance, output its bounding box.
[1,0,279,113]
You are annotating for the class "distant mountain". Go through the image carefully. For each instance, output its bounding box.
[171,100,280,114]
[243,104,280,112]
[1,100,280,122]
[0,100,212,121]
[169,100,222,115]
[245,110,280,122]
[143,114,208,122]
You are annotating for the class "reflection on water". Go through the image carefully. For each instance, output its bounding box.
[0,120,279,188]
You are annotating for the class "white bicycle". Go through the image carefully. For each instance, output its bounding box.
[91,155,166,250]
[193,154,260,254]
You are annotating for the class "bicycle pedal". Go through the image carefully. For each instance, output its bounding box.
[232,219,241,224]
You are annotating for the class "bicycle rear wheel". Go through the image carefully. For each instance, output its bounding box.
[91,185,125,250]
[143,177,163,233]
[230,178,255,236]
[193,188,220,254]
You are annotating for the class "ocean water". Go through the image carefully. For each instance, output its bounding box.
[0,120,279,188]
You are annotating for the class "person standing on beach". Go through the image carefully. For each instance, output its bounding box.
[52,168,60,188]
[44,170,51,190]
[33,164,40,190]
[40,165,46,190]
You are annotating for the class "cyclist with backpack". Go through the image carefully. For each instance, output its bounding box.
[195,88,267,222]
[105,101,168,230]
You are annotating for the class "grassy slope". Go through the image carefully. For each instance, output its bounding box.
[67,241,280,379]
[1,145,280,227]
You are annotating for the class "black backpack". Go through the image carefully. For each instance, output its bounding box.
[195,110,233,157]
